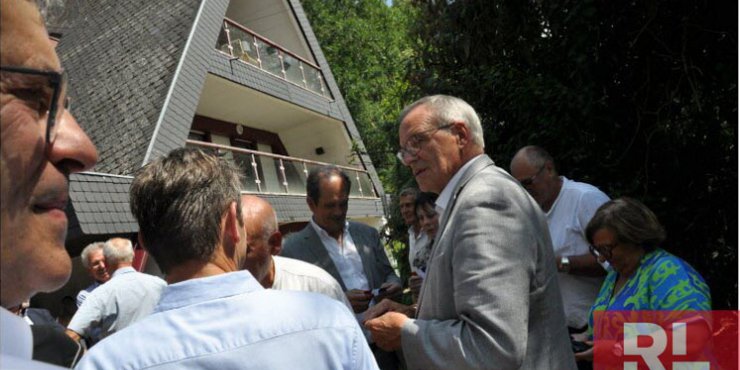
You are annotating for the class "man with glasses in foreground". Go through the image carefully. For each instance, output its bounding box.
[1,0,98,367]
[510,145,609,337]
[364,95,576,370]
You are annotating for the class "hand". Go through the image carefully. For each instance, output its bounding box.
[374,282,403,302]
[346,289,373,313]
[570,332,588,342]
[363,298,411,322]
[364,312,408,351]
[574,341,594,362]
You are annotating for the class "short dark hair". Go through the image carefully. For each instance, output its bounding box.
[306,165,351,204]
[585,197,666,252]
[130,148,243,273]
[414,192,438,214]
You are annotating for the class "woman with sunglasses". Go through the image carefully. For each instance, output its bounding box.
[573,197,711,365]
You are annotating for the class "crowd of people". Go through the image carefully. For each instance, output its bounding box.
[1,1,713,369]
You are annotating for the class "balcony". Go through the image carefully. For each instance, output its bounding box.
[186,140,378,199]
[216,18,332,99]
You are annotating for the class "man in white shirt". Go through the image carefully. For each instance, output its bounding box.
[0,0,98,367]
[510,145,608,333]
[76,242,111,307]
[281,166,402,369]
[240,195,350,308]
[66,238,166,344]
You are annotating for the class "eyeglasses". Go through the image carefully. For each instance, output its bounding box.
[396,123,454,164]
[0,65,70,145]
[518,164,546,187]
[589,243,617,260]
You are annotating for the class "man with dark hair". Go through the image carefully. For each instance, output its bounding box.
[76,148,378,370]
[282,165,402,369]
[364,95,576,370]
[510,145,608,334]
[76,242,111,307]
[284,166,402,311]
[66,238,165,344]
[240,195,349,307]
[1,0,98,367]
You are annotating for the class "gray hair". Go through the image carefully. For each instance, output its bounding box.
[586,197,666,252]
[399,187,420,198]
[512,145,557,173]
[103,238,134,265]
[399,95,485,148]
[80,242,105,269]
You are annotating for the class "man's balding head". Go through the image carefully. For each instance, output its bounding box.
[240,195,282,287]
[510,145,561,212]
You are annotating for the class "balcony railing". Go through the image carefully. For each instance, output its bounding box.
[216,18,332,99]
[186,140,378,198]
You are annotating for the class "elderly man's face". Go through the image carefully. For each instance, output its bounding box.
[0,0,97,307]
[87,249,110,283]
[399,105,462,194]
[510,157,557,210]
[242,214,275,284]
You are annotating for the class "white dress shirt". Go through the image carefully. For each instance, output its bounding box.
[309,219,369,291]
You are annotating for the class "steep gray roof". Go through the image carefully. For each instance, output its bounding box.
[55,0,219,175]
[53,0,386,244]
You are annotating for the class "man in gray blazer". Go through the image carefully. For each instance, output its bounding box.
[282,166,403,370]
[282,166,402,312]
[364,95,577,370]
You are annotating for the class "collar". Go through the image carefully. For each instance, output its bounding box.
[111,266,136,278]
[435,154,484,214]
[154,271,262,313]
[309,217,349,240]
[545,176,567,216]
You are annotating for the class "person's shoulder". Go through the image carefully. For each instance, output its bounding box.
[136,271,167,285]
[349,221,378,235]
[274,256,338,283]
[261,289,356,325]
[283,225,312,247]
[564,178,609,199]
[644,249,703,280]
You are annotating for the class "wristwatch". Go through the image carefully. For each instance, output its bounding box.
[559,256,571,273]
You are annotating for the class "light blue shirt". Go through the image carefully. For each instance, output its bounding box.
[68,266,165,342]
[75,271,379,370]
[76,281,101,307]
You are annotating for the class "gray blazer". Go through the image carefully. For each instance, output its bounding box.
[400,155,577,370]
[281,221,400,291]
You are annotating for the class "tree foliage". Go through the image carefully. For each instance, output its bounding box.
[409,0,737,308]
[303,0,737,308]
[301,0,418,190]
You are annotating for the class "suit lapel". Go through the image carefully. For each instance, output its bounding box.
[436,155,495,238]
[417,155,496,312]
[302,226,346,290]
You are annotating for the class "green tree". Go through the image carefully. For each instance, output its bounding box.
[301,0,420,285]
[410,0,737,308]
